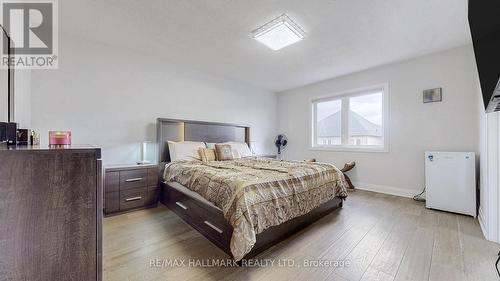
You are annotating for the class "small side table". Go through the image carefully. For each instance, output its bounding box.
[104,163,159,216]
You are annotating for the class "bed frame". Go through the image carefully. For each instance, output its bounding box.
[156,118,343,260]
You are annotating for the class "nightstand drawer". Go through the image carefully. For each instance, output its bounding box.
[105,192,120,213]
[146,189,159,205]
[120,187,148,211]
[147,168,158,186]
[105,171,120,193]
[120,169,148,190]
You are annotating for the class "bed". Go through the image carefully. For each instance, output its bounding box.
[157,118,348,261]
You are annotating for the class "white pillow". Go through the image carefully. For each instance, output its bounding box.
[168,141,205,161]
[225,142,252,158]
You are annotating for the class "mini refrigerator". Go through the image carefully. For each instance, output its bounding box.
[424,151,476,217]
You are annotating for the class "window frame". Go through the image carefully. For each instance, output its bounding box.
[309,83,390,153]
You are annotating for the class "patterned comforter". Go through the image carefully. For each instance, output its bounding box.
[163,157,348,261]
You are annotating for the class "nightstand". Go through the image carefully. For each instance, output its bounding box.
[104,164,159,216]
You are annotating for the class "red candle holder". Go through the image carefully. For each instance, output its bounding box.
[49,131,71,147]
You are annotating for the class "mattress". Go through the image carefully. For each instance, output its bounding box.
[166,181,222,211]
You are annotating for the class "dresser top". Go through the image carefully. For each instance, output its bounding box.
[0,144,101,156]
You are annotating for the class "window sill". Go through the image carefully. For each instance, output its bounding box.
[309,146,389,153]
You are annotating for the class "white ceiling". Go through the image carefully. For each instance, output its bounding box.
[60,0,471,92]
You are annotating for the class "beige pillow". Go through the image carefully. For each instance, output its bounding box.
[198,148,216,162]
[215,144,234,161]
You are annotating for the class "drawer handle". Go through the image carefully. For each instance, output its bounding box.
[204,221,223,234]
[125,177,143,182]
[125,196,142,202]
[175,201,188,210]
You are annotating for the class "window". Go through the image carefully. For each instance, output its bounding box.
[311,84,389,152]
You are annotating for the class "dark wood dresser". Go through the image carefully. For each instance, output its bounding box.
[0,146,102,281]
[104,164,159,216]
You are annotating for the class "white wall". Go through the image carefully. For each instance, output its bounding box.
[0,67,30,127]
[13,70,31,128]
[0,67,7,122]
[30,34,277,165]
[277,45,480,197]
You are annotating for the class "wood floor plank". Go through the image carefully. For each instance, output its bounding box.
[361,266,396,281]
[102,190,499,281]
[428,211,466,281]
[332,201,405,280]
[253,192,399,281]
[366,212,419,279]
[214,211,352,281]
[220,197,371,281]
[457,216,498,281]
[393,209,436,281]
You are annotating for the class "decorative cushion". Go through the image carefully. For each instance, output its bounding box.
[198,148,216,162]
[167,141,206,161]
[215,144,234,161]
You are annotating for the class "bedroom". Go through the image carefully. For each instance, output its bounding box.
[0,0,499,280]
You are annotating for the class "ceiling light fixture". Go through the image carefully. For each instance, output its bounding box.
[252,14,306,51]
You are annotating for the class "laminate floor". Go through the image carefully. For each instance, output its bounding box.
[103,190,499,281]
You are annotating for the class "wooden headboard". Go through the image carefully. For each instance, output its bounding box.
[156,118,250,163]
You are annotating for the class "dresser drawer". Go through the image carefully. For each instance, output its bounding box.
[120,187,149,211]
[120,169,148,190]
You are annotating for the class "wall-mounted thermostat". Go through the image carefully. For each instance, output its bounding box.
[423,88,442,103]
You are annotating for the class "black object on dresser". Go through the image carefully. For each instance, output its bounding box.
[16,128,32,145]
[0,122,6,142]
[5,122,17,145]
[104,164,159,216]
[0,146,102,281]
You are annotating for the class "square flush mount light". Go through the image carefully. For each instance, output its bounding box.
[252,14,306,51]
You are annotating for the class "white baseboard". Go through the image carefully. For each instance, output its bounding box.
[478,207,488,239]
[353,181,419,199]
